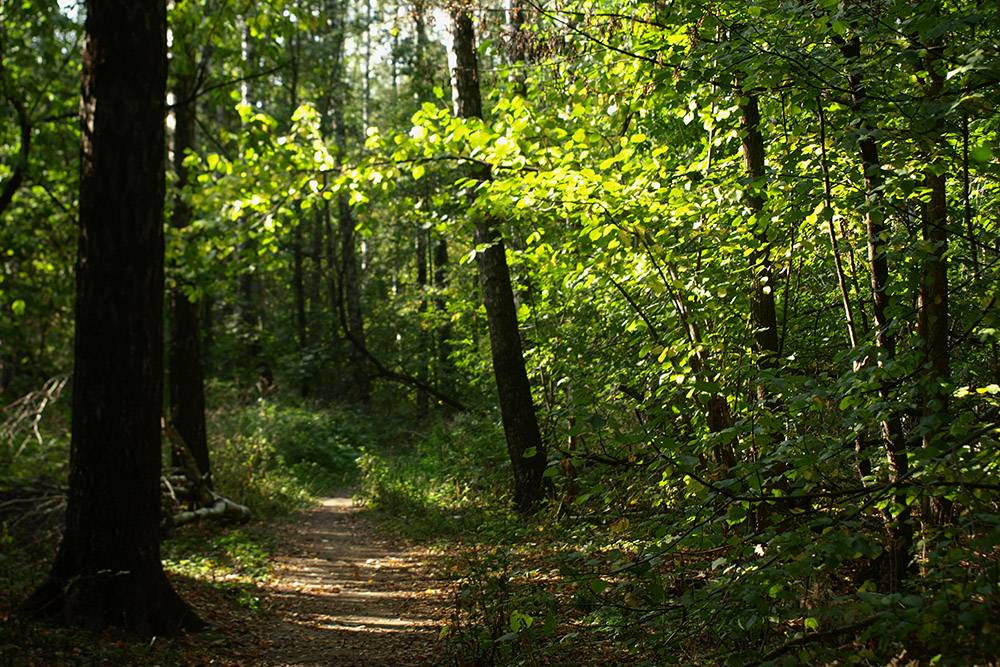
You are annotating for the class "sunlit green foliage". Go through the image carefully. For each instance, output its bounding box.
[2,0,999,662]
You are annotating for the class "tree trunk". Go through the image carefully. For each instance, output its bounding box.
[416,227,430,415]
[918,43,952,526]
[236,24,270,388]
[738,92,780,374]
[21,0,200,634]
[293,218,308,395]
[328,0,370,406]
[168,66,211,484]
[338,191,370,405]
[289,33,309,397]
[433,237,454,395]
[840,34,912,590]
[450,6,546,514]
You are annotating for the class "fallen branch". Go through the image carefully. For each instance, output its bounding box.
[748,616,877,666]
[161,419,250,529]
[171,496,251,528]
[1,375,69,458]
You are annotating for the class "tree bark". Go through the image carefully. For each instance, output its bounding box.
[288,35,310,397]
[840,33,912,590]
[168,65,211,484]
[328,0,370,405]
[21,0,200,634]
[917,42,952,526]
[416,227,430,415]
[433,237,454,395]
[738,92,780,376]
[450,6,546,514]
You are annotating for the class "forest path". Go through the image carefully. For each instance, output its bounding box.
[257,496,448,666]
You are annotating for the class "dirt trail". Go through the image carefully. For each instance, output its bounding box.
[258,497,449,666]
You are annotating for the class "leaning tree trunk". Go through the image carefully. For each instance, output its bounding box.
[450,6,546,514]
[21,0,200,634]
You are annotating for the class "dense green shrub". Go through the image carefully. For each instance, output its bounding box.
[205,382,369,516]
[357,413,508,537]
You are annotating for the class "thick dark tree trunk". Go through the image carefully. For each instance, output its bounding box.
[21,0,200,634]
[451,7,546,514]
[168,66,211,484]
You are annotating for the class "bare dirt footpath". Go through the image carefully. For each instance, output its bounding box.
[257,497,449,666]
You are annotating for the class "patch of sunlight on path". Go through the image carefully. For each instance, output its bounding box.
[258,496,449,666]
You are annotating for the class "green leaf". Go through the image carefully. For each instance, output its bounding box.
[412,164,426,181]
[804,617,820,631]
[11,299,25,316]
[971,146,994,162]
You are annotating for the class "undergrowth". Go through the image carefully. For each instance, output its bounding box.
[357,412,509,539]
[356,411,1000,666]
[0,381,372,665]
[205,380,369,515]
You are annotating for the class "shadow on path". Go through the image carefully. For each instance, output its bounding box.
[259,497,448,666]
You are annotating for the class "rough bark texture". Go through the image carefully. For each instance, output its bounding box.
[451,7,546,514]
[21,0,200,634]
[168,68,211,484]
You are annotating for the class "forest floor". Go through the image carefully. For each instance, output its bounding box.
[0,493,452,666]
[255,495,448,666]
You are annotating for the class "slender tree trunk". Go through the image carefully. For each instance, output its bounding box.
[326,0,370,405]
[433,237,453,395]
[918,43,952,525]
[22,0,199,633]
[293,219,308,394]
[818,96,870,481]
[450,6,546,514]
[168,65,211,483]
[507,0,528,96]
[236,23,270,388]
[288,34,309,396]
[841,34,912,589]
[338,191,370,405]
[309,205,324,338]
[738,91,780,382]
[416,227,430,415]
